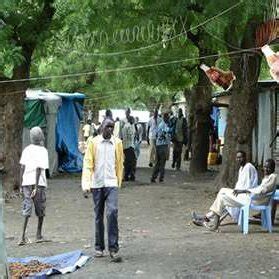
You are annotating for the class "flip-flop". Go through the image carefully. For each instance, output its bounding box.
[18,238,31,246]
[35,238,52,243]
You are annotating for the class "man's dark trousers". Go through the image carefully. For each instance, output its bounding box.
[124,147,136,180]
[173,141,183,169]
[152,144,168,181]
[92,187,119,252]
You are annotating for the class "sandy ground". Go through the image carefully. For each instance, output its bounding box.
[4,145,279,279]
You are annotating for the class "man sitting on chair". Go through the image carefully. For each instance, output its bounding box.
[193,151,258,225]
[192,158,276,231]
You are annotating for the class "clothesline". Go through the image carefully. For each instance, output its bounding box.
[69,1,243,57]
[0,76,269,98]
[0,70,276,99]
[0,43,273,85]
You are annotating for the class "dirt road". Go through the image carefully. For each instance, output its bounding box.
[4,163,279,279]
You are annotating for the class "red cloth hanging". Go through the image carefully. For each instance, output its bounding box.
[200,64,236,91]
[261,45,279,82]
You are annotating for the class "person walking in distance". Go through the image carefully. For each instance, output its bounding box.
[151,113,171,183]
[134,117,143,159]
[147,108,162,167]
[172,108,188,171]
[82,119,124,262]
[122,116,137,181]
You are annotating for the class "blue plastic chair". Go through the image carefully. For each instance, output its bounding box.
[238,191,275,234]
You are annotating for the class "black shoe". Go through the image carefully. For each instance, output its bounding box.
[171,162,175,169]
[110,251,122,263]
[149,163,153,168]
[159,178,164,183]
[151,178,156,183]
[130,176,135,181]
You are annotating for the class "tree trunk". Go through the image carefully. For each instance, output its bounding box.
[188,70,212,174]
[215,23,262,189]
[0,64,30,195]
[0,0,55,195]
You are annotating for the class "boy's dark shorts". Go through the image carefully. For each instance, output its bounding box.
[22,186,46,217]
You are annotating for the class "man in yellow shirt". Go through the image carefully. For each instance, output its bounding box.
[82,119,124,262]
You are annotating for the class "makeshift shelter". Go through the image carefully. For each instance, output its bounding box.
[23,90,85,175]
[55,92,84,173]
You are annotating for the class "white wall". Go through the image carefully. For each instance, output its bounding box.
[98,109,150,123]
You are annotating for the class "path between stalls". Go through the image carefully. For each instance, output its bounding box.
[5,168,279,279]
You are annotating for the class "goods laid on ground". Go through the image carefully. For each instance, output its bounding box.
[9,260,52,278]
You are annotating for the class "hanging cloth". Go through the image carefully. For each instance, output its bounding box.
[200,64,236,91]
[261,44,279,82]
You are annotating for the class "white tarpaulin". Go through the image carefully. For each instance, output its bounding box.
[23,90,62,176]
[252,91,275,165]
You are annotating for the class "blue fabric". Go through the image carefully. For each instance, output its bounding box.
[210,106,220,128]
[156,121,171,146]
[55,93,85,172]
[8,250,90,278]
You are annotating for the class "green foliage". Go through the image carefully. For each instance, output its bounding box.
[0,0,57,79]
[0,0,272,110]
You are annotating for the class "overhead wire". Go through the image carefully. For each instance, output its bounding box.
[0,43,271,85]
[67,1,244,57]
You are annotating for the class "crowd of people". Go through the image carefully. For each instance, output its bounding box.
[80,107,189,262]
[81,107,189,183]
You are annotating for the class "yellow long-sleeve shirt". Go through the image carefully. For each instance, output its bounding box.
[82,135,124,191]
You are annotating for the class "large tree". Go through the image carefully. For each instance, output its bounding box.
[0,0,55,194]
[215,1,272,188]
[1,0,272,194]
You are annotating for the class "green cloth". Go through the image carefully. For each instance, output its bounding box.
[24,100,47,128]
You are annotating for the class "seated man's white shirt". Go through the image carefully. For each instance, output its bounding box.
[20,144,49,187]
[235,163,258,190]
[92,136,118,188]
[250,173,277,196]
[227,162,258,220]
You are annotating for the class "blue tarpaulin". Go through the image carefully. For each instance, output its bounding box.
[210,106,220,129]
[55,93,85,173]
[8,250,90,278]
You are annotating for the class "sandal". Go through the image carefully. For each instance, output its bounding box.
[18,238,31,246]
[35,237,52,243]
